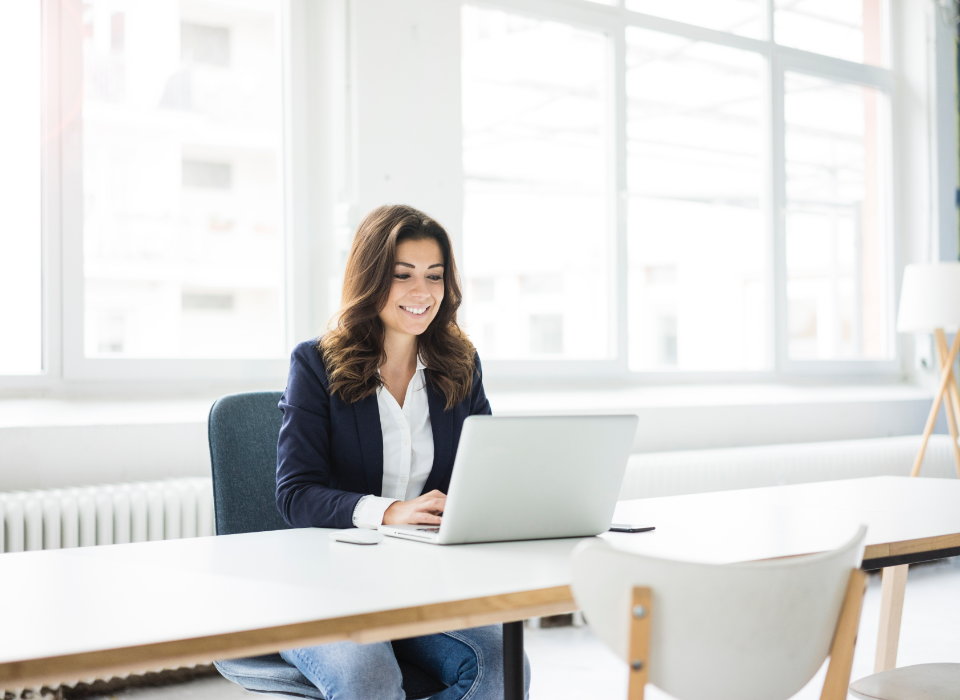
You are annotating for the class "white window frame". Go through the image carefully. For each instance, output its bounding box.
[61,0,301,383]
[466,0,905,382]
[1,0,322,391]
[0,0,951,393]
[1,0,65,394]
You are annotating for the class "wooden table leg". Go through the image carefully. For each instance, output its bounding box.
[874,564,908,672]
[503,620,525,700]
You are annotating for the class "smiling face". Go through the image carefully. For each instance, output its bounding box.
[378,237,445,342]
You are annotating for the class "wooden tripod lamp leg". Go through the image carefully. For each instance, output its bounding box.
[820,569,867,700]
[910,330,960,477]
[934,329,960,478]
[628,587,652,700]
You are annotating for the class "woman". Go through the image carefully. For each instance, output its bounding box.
[275,204,530,700]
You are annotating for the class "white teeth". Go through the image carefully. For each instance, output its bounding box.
[402,306,427,315]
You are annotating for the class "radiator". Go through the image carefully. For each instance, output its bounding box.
[0,477,214,554]
[619,434,958,501]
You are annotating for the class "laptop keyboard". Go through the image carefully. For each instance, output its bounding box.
[415,526,440,532]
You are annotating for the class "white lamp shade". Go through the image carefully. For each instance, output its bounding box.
[897,262,960,333]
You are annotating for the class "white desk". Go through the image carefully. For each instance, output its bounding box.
[2,476,958,694]
[0,529,577,692]
[609,475,960,569]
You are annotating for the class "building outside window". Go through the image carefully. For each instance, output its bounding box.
[80,1,285,361]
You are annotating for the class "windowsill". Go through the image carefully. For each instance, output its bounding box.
[0,382,937,429]
[0,397,217,429]
[0,381,944,493]
[488,381,935,413]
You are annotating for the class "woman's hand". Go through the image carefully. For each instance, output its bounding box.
[382,490,446,526]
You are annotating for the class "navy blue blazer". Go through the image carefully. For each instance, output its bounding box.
[276,339,492,529]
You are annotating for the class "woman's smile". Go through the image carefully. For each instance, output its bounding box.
[400,304,430,317]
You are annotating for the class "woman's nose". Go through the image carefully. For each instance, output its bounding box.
[410,278,430,298]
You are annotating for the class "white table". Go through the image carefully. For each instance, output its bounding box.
[1,527,578,696]
[2,476,958,696]
[610,475,960,569]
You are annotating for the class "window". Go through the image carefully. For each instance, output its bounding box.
[626,0,765,38]
[181,22,231,67]
[461,7,611,360]
[784,74,891,360]
[79,1,285,361]
[0,2,42,375]
[626,30,766,370]
[775,0,883,65]
[0,0,930,390]
[461,0,896,375]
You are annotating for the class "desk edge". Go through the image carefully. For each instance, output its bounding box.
[0,586,576,690]
[862,533,960,569]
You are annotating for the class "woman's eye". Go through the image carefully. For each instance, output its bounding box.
[394,274,410,280]
[428,275,443,282]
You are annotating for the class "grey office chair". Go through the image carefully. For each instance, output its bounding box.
[208,391,447,699]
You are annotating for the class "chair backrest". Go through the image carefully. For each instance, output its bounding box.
[208,391,290,536]
[571,526,867,700]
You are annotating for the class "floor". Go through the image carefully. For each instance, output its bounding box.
[85,557,960,700]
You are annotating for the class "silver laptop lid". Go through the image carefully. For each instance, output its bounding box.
[438,414,638,544]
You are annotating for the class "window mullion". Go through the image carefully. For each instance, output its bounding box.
[770,51,787,372]
[41,0,64,381]
[778,46,894,92]
[613,23,628,371]
[59,0,85,380]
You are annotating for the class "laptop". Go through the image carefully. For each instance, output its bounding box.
[379,414,638,545]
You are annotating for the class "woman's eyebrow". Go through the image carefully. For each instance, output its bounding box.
[395,262,445,269]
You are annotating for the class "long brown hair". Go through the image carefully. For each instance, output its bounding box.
[320,204,477,409]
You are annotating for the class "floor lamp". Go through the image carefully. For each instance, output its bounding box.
[874,264,960,673]
[897,262,960,479]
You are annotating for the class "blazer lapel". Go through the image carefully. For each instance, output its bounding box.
[353,393,384,496]
[422,376,453,494]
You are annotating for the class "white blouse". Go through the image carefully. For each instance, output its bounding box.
[352,357,434,529]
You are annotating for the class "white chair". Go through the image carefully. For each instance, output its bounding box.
[570,526,868,700]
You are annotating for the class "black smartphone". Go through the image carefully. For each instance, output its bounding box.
[609,524,655,533]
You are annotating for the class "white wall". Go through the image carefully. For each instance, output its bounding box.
[350,0,464,254]
[0,423,209,492]
[888,0,958,378]
[930,0,959,264]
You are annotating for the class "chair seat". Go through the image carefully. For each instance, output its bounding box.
[849,663,960,700]
[215,653,447,699]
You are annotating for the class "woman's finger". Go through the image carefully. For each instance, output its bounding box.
[413,512,441,524]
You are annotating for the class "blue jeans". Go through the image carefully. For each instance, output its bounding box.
[280,624,531,700]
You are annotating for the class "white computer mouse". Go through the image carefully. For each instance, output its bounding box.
[329,529,384,545]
